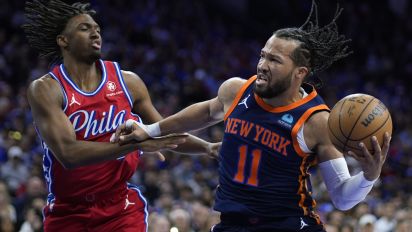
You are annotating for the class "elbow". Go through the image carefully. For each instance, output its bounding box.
[330,197,357,211]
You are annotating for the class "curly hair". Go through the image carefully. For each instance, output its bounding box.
[22,0,96,63]
[273,0,352,87]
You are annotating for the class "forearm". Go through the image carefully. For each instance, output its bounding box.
[160,101,220,135]
[172,134,209,154]
[56,140,139,169]
[319,158,376,210]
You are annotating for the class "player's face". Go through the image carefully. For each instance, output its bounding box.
[61,14,102,62]
[255,36,299,98]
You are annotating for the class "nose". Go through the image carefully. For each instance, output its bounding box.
[258,58,269,74]
[90,28,100,39]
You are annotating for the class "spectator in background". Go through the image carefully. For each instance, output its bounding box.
[0,181,16,225]
[357,214,376,232]
[191,201,211,232]
[0,146,29,193]
[169,208,193,232]
[13,176,46,224]
[19,207,42,232]
[374,202,396,232]
[148,213,171,232]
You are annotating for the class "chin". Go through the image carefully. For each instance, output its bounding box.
[87,52,101,63]
[254,84,284,99]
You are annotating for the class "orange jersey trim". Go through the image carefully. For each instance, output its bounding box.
[298,155,309,215]
[291,104,330,158]
[254,86,318,113]
[223,76,257,121]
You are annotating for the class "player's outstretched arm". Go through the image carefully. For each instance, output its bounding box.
[27,76,187,169]
[305,111,391,210]
[112,77,246,144]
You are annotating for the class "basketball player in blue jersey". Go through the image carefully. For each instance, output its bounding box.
[113,1,391,231]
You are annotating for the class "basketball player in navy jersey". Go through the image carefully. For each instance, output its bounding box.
[113,1,391,231]
[23,0,218,231]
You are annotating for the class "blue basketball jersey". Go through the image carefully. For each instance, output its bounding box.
[214,76,329,218]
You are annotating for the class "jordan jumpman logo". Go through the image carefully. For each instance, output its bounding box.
[69,94,81,106]
[300,217,308,230]
[124,195,136,210]
[238,94,251,109]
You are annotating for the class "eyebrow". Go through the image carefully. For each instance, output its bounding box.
[261,50,283,60]
[77,22,100,30]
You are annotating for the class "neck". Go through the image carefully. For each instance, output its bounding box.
[63,56,101,92]
[261,85,303,107]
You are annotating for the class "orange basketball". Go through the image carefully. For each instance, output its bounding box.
[327,94,392,153]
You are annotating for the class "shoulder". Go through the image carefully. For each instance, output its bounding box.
[121,70,144,86]
[218,77,248,105]
[120,70,149,102]
[303,110,330,150]
[27,74,62,104]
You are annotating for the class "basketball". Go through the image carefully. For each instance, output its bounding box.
[328,94,392,153]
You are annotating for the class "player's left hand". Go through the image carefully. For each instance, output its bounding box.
[110,119,150,144]
[346,132,391,181]
[207,142,221,160]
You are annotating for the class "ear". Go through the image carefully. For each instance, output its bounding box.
[295,66,309,81]
[56,35,68,49]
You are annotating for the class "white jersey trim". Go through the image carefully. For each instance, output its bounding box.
[297,88,313,153]
[59,59,107,96]
[48,72,68,112]
[114,62,133,108]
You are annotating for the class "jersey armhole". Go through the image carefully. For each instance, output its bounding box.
[291,105,330,158]
[113,62,134,109]
[223,76,257,121]
[48,72,68,112]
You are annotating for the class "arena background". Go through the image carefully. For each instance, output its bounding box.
[0,0,411,231]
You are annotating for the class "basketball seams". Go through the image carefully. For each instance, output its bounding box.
[327,120,346,150]
[329,94,392,154]
[338,99,349,138]
[342,97,375,151]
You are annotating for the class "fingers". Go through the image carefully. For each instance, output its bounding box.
[142,151,166,162]
[370,136,381,157]
[111,123,127,143]
[155,152,166,161]
[125,119,137,130]
[346,150,365,162]
[381,132,392,163]
[119,132,139,143]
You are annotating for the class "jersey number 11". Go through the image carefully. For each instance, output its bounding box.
[233,145,262,187]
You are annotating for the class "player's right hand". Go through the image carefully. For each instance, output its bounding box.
[110,119,151,144]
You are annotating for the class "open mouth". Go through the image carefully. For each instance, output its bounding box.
[256,74,268,85]
[91,41,101,50]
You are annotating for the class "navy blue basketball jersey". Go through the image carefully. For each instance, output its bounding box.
[214,76,329,219]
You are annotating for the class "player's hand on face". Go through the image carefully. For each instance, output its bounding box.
[207,142,221,160]
[110,119,151,144]
[346,132,391,181]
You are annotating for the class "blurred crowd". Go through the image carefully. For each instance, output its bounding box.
[1,0,412,231]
